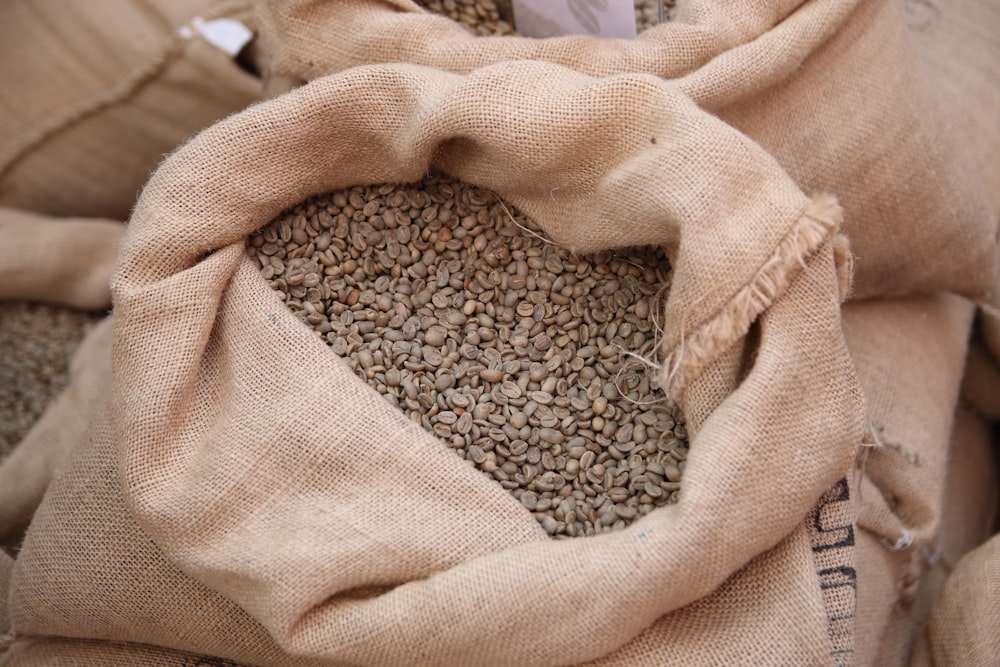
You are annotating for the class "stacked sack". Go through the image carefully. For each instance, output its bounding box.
[0,0,261,611]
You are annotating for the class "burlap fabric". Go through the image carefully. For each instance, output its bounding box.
[0,0,263,542]
[1,58,865,665]
[904,404,999,667]
[910,534,1000,667]
[0,553,10,637]
[0,208,123,310]
[0,0,261,221]
[2,1,997,665]
[255,0,996,302]
[0,317,114,551]
[0,0,261,305]
[906,0,1000,662]
[841,296,997,664]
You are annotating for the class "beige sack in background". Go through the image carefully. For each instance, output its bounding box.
[0,0,262,308]
[903,404,999,667]
[906,1,1000,662]
[0,0,261,221]
[0,0,264,553]
[839,296,997,664]
[0,208,123,310]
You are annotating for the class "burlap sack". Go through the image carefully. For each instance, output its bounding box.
[0,208,123,310]
[909,534,1000,667]
[0,317,114,551]
[0,0,261,221]
[258,4,1000,661]
[910,0,1000,373]
[838,295,976,664]
[0,0,262,314]
[0,0,264,548]
[254,0,998,302]
[907,0,1000,218]
[835,293,998,664]
[904,404,999,667]
[909,335,1000,666]
[2,59,865,665]
[251,4,1000,663]
[906,1,1000,663]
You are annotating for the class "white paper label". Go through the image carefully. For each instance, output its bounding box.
[511,0,638,39]
[178,17,253,57]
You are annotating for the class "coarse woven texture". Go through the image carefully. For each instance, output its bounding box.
[1,638,255,666]
[908,0,1000,218]
[0,551,11,635]
[913,405,1000,665]
[255,0,997,302]
[910,534,1000,667]
[848,295,975,550]
[0,208,123,310]
[0,316,113,550]
[584,521,834,665]
[0,0,262,221]
[838,295,993,665]
[934,0,1000,413]
[4,61,863,666]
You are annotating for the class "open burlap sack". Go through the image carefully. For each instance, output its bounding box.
[254,0,997,303]
[251,4,1000,662]
[2,59,865,665]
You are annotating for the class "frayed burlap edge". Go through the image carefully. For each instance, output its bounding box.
[659,193,846,398]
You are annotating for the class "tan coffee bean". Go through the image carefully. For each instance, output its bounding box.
[480,368,503,383]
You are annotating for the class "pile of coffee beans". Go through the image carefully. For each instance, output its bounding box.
[248,172,688,538]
